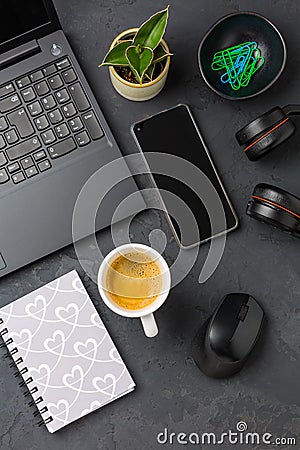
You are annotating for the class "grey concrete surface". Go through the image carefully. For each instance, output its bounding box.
[0,1,299,449]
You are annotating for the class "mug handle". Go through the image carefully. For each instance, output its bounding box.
[141,313,158,338]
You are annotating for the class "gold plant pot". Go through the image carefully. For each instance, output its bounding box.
[108,28,171,101]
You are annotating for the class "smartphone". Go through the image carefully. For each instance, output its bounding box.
[131,104,238,248]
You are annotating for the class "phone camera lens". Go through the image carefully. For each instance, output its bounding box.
[136,124,142,132]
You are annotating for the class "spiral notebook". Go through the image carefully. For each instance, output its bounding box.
[0,270,135,433]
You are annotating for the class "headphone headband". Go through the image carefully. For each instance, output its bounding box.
[282,104,300,115]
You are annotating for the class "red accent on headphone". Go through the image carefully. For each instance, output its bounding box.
[244,118,289,153]
[252,195,300,219]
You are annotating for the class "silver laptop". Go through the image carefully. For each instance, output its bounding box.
[0,0,144,277]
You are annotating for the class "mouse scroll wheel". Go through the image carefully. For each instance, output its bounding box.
[238,304,249,321]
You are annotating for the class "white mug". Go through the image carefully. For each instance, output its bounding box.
[98,243,171,338]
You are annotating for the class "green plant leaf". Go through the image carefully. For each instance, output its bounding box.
[134,6,169,50]
[152,44,172,64]
[126,45,153,84]
[99,41,132,67]
[144,63,155,81]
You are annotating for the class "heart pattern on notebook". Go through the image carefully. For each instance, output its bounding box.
[10,328,32,355]
[90,312,105,329]
[44,330,65,353]
[48,399,70,424]
[73,338,97,358]
[55,303,79,324]
[29,364,51,394]
[80,400,102,416]
[62,364,84,389]
[92,374,117,399]
[109,348,122,364]
[0,270,135,433]
[25,295,46,320]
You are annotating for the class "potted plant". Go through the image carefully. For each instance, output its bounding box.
[99,6,172,101]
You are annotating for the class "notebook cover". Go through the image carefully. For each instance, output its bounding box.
[0,270,135,433]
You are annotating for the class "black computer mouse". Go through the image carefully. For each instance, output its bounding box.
[192,293,265,378]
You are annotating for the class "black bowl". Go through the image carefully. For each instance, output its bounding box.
[198,12,287,100]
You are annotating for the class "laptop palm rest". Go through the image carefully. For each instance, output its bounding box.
[0,150,145,276]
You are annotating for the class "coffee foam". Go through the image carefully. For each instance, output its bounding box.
[105,252,162,310]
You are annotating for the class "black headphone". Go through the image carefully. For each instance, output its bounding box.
[235,105,300,161]
[247,184,300,237]
[236,106,300,237]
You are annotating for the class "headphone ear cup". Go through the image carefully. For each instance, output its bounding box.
[236,107,286,146]
[253,184,300,213]
[247,184,300,237]
[244,119,295,161]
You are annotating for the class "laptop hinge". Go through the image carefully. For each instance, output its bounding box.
[0,40,41,69]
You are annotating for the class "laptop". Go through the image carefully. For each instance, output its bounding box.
[0,0,145,277]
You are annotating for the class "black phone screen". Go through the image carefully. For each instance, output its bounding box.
[132,105,237,246]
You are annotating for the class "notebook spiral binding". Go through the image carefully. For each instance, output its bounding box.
[0,318,54,428]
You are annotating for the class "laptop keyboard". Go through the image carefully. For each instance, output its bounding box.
[0,57,104,185]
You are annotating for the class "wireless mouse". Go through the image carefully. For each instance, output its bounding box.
[192,293,265,378]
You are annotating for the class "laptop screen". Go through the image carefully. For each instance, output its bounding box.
[0,0,50,46]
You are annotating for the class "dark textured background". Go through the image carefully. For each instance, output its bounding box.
[0,1,299,449]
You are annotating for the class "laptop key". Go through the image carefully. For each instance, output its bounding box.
[41,130,56,145]
[38,159,51,172]
[12,172,25,184]
[48,137,76,159]
[56,58,71,70]
[7,136,41,160]
[69,117,83,132]
[55,89,70,104]
[48,109,63,125]
[42,95,56,110]
[82,111,104,140]
[21,87,36,102]
[0,83,15,98]
[8,108,34,138]
[0,168,9,184]
[7,162,20,173]
[0,117,8,131]
[21,157,34,169]
[69,83,90,111]
[28,101,42,117]
[0,136,5,149]
[75,131,90,146]
[0,152,7,166]
[48,74,63,90]
[30,70,44,83]
[62,102,77,118]
[35,81,50,97]
[43,65,57,76]
[0,94,21,113]
[16,76,30,89]
[62,68,77,83]
[25,166,38,178]
[34,115,49,131]
[56,124,70,138]
[34,150,46,161]
[5,129,18,145]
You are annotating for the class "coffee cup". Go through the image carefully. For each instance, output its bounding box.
[98,243,171,337]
